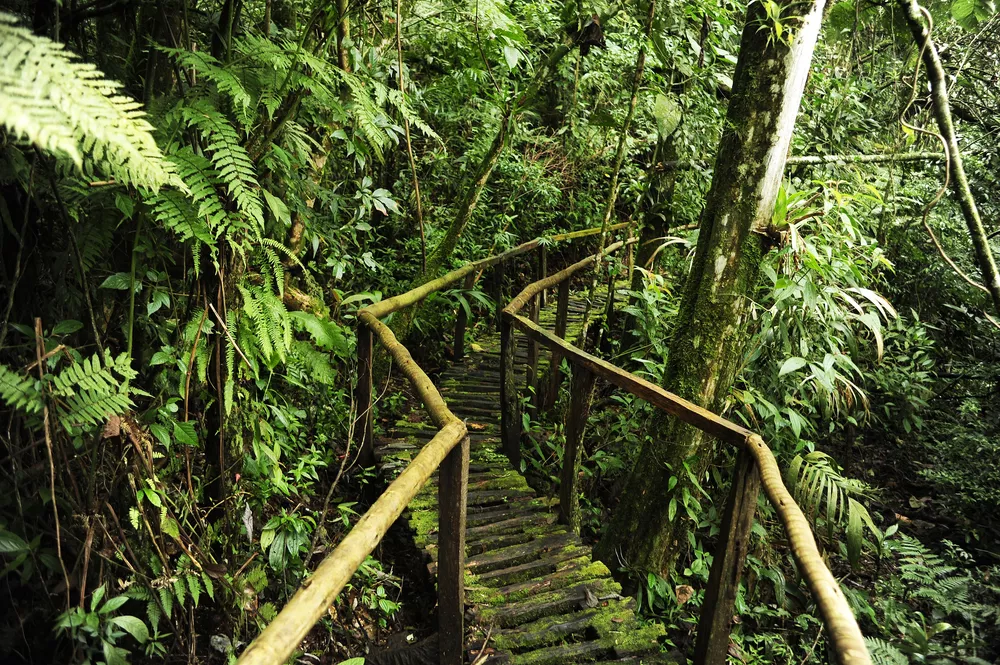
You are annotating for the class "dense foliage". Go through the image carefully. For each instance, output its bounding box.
[1,0,999,663]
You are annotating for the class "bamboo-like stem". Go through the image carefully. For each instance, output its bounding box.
[396,0,427,272]
[35,318,71,611]
[900,0,1000,318]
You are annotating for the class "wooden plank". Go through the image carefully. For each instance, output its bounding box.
[438,435,470,665]
[454,272,476,360]
[544,279,571,412]
[694,448,760,665]
[509,313,753,445]
[500,314,522,468]
[560,366,596,531]
[355,323,375,467]
[236,421,466,665]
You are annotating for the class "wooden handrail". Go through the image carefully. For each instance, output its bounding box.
[235,420,465,665]
[363,223,628,319]
[238,224,622,665]
[501,262,872,665]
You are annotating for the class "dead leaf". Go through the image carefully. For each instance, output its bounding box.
[675,584,694,605]
[468,422,487,431]
[102,415,121,439]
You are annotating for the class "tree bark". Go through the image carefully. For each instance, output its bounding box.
[900,0,1000,318]
[595,0,829,576]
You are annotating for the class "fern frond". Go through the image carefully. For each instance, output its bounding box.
[864,637,906,665]
[159,47,252,119]
[289,341,336,385]
[0,13,179,191]
[0,363,43,415]
[180,100,264,228]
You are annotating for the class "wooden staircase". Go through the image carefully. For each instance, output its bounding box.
[376,287,676,664]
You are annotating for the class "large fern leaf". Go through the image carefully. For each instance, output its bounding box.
[0,13,179,191]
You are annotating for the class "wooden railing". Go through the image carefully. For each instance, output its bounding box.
[236,224,870,665]
[235,224,624,665]
[500,244,872,665]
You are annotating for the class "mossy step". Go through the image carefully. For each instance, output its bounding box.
[428,531,540,560]
[440,383,502,394]
[443,395,506,408]
[493,598,638,652]
[440,532,577,576]
[505,623,667,665]
[493,559,614,601]
[424,513,557,551]
[477,578,622,628]
[471,541,586,586]
[466,501,555,528]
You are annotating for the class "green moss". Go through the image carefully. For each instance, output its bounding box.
[478,577,621,626]
[501,560,609,602]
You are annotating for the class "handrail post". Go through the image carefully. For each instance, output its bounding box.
[491,259,505,331]
[526,294,540,417]
[454,272,476,361]
[538,244,548,308]
[559,364,595,532]
[694,447,760,665]
[500,313,522,468]
[355,323,375,468]
[543,279,571,412]
[438,433,470,665]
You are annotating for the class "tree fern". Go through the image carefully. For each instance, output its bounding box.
[0,12,179,191]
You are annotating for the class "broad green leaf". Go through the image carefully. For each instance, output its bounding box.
[0,529,28,553]
[262,189,291,227]
[846,497,864,569]
[778,357,807,376]
[110,615,149,643]
[99,595,129,614]
[653,94,682,140]
[161,516,180,539]
[100,272,134,290]
[51,320,84,335]
[173,420,198,447]
[260,527,275,551]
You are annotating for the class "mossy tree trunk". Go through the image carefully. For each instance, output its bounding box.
[594,0,829,576]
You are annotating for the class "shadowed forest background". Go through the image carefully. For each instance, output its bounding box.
[1,0,1000,662]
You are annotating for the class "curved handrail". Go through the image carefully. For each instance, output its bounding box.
[503,261,872,665]
[235,224,625,665]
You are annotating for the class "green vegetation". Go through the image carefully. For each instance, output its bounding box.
[2,0,1000,663]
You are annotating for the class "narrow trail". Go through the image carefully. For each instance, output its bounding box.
[375,286,675,664]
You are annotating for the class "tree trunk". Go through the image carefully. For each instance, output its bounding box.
[900,0,1000,318]
[595,0,829,576]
